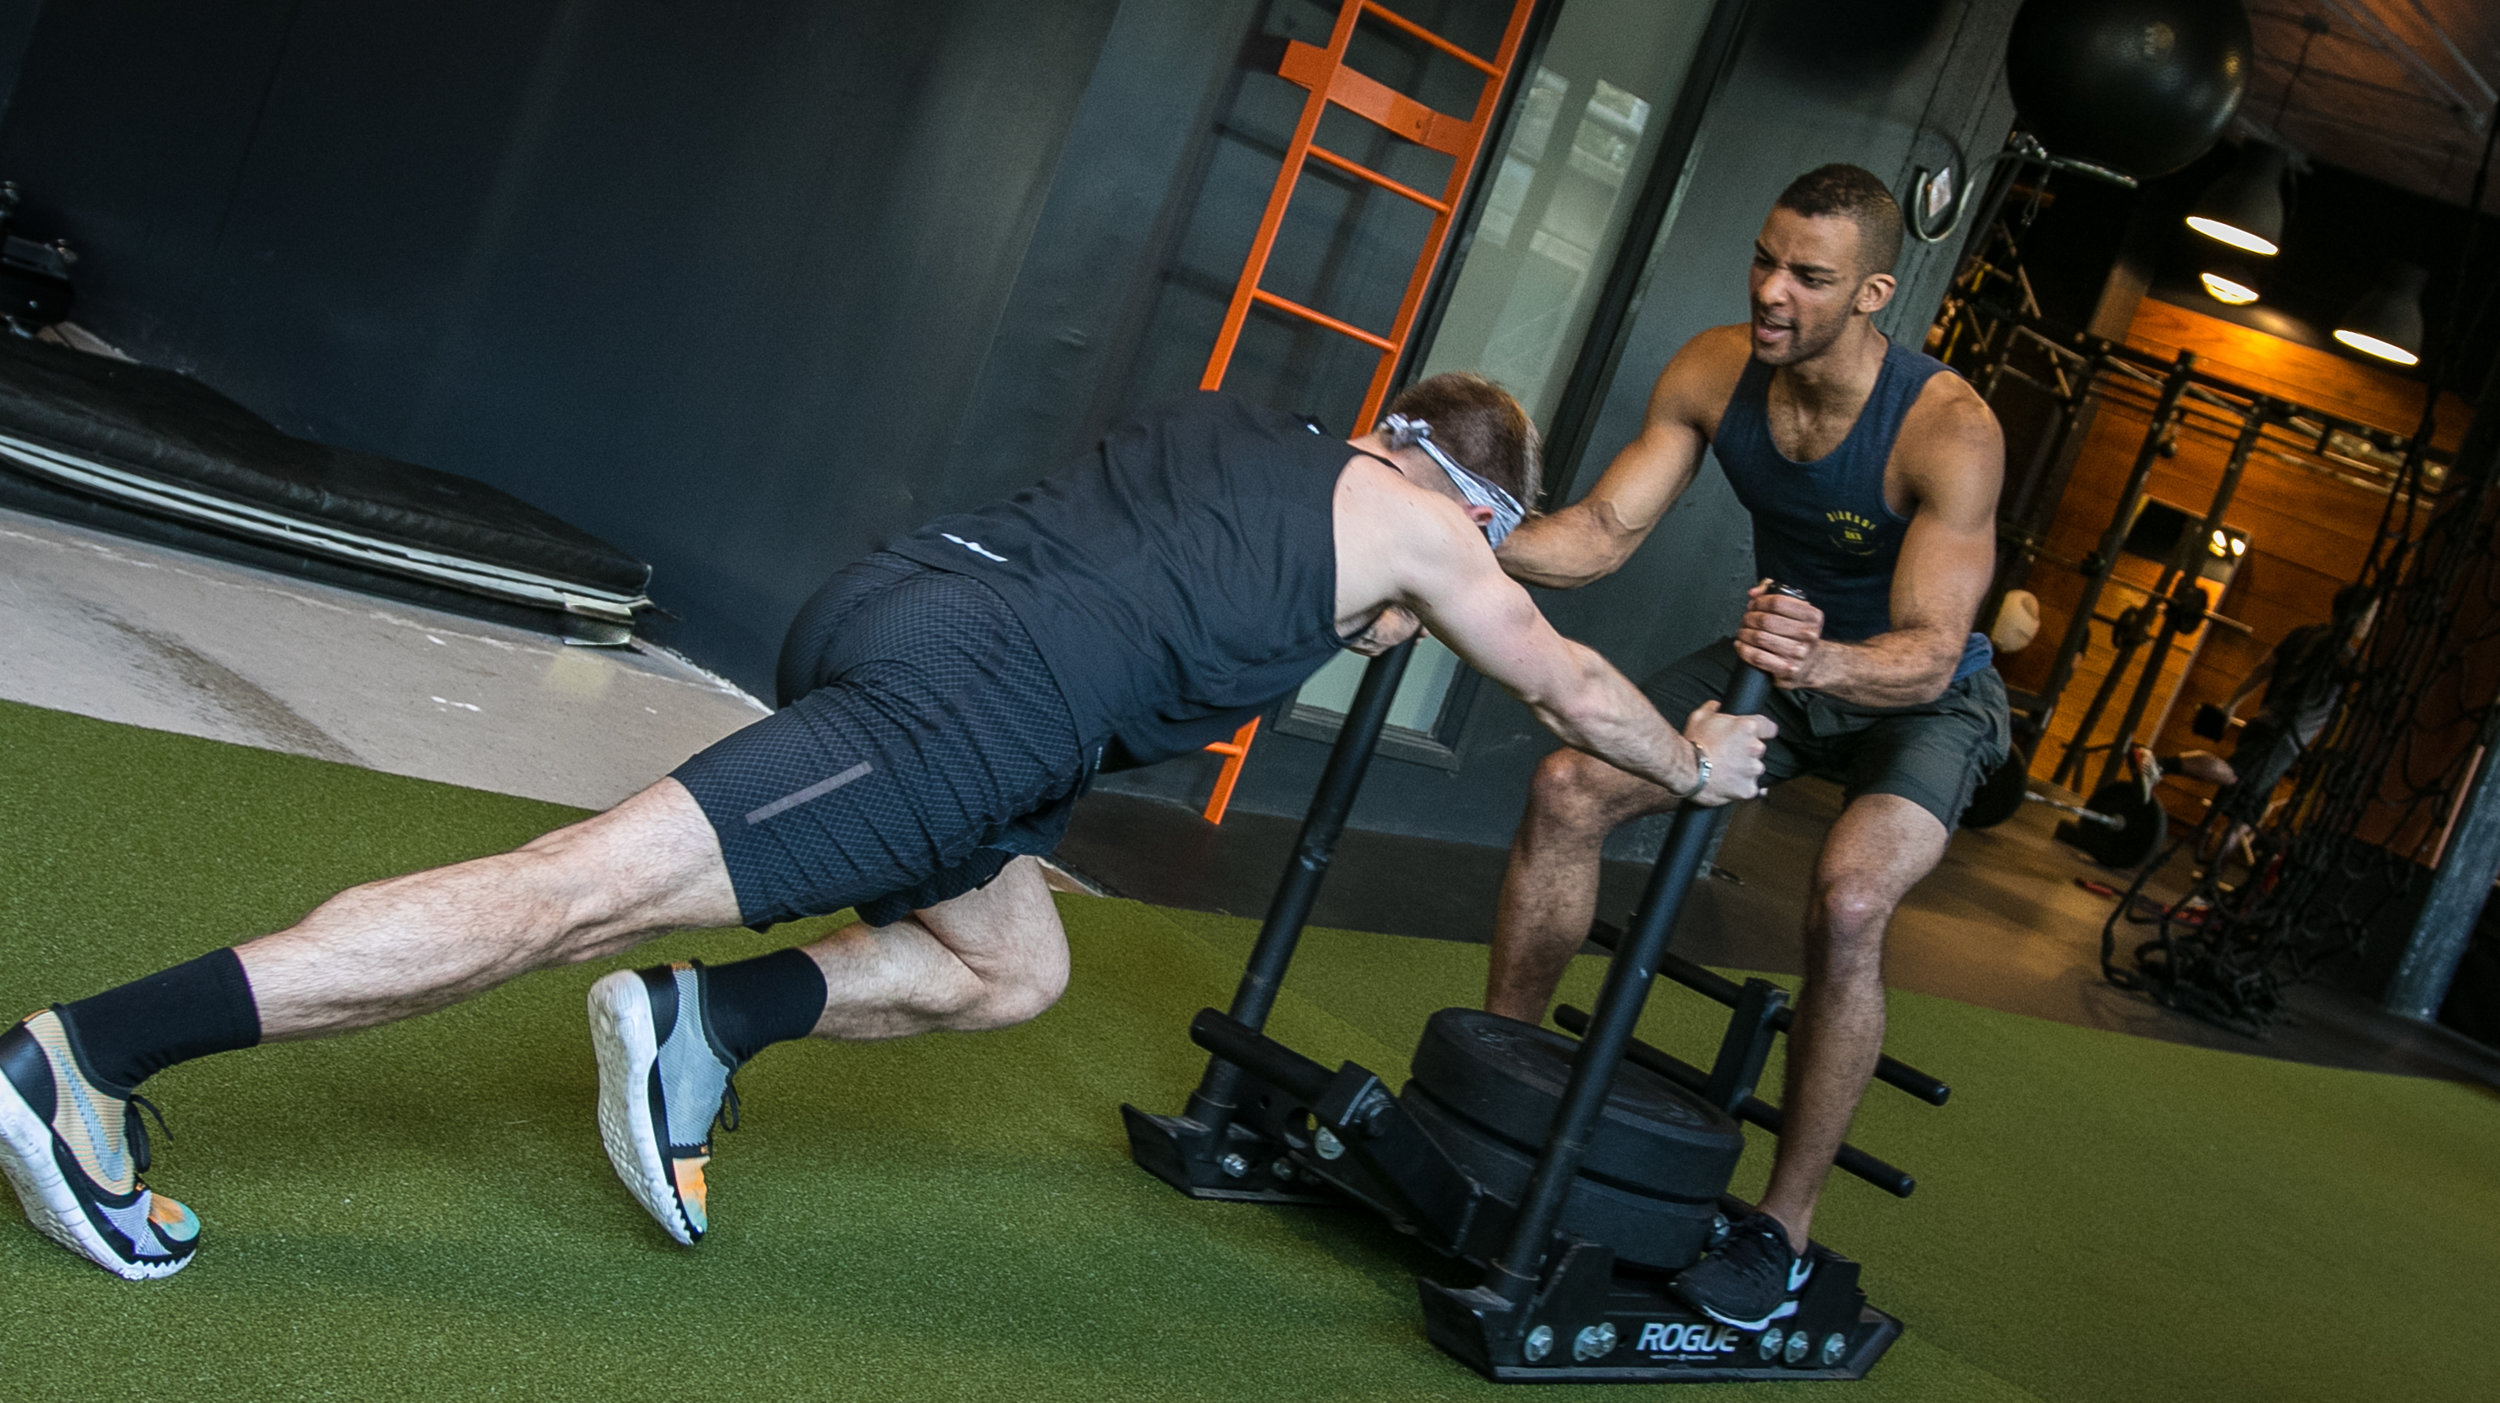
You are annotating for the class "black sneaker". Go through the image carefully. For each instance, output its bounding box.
[1669,1211,1811,1329]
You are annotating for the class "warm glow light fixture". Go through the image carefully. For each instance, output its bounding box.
[2185,145,2288,256]
[2185,215,2279,255]
[2200,271,2260,305]
[2333,331,2419,366]
[2334,262,2428,367]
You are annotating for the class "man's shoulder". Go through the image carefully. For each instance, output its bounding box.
[2272,622,2328,661]
[1335,453,1481,556]
[1900,354,1991,425]
[1652,324,1754,429]
[1896,359,2002,478]
[1674,323,1756,390]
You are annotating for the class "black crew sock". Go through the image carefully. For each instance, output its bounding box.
[699,948,829,1065]
[53,948,262,1094]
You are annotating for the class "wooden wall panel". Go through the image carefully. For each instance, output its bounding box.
[2004,299,2456,829]
[2125,299,2469,449]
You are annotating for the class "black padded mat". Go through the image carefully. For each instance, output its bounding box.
[0,333,649,597]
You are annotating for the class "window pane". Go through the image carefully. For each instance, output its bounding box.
[1418,0,1715,424]
[1294,635,1464,740]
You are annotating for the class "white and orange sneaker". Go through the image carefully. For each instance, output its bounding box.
[589,964,743,1245]
[0,1009,199,1278]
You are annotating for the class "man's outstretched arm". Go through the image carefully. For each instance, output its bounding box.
[1495,327,1737,588]
[1384,485,1770,804]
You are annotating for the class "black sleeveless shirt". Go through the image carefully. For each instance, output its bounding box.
[887,392,1349,766]
[1714,337,1990,680]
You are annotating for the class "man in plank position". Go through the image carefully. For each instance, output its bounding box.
[0,373,1773,1279]
[1486,166,2008,1329]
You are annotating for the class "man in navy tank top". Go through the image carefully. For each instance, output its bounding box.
[0,373,1776,1281]
[1486,165,2011,1330]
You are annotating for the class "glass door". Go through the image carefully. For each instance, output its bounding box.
[1286,0,1719,759]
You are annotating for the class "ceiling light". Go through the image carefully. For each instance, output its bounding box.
[2200,271,2259,305]
[2334,262,2427,367]
[2185,144,2287,256]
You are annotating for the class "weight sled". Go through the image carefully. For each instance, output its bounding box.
[1121,604,1947,1383]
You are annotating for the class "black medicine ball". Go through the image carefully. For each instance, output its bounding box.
[2005,0,2252,178]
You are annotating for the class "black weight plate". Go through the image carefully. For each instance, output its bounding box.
[1402,1087,1718,1272]
[1408,1009,1743,1201]
[2071,781,2167,869]
[1960,747,2030,829]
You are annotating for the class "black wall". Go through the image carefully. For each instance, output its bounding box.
[0,0,1148,679]
[0,2,38,127]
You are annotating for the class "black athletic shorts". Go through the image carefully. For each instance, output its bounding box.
[1638,638,2012,830]
[672,553,1090,929]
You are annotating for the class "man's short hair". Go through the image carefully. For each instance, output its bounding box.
[1384,372,1543,509]
[1773,164,1902,277]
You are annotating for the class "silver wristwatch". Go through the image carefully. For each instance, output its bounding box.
[1682,748,1711,801]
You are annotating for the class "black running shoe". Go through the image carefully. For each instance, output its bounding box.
[1669,1211,1811,1329]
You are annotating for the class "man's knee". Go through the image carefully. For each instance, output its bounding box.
[919,859,1070,1032]
[1524,748,1636,841]
[1817,881,1895,937]
[942,945,1069,1031]
[1807,879,1896,979]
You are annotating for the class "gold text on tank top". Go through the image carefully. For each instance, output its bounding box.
[1825,509,1880,556]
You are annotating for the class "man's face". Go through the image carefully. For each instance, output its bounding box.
[1746,208,1887,366]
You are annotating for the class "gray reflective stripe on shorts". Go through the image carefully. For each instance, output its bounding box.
[744,761,873,825]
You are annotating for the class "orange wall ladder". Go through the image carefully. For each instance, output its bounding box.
[1196,0,1539,824]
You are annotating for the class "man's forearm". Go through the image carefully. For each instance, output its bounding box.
[1794,629,1966,707]
[1497,506,1627,589]
[1526,644,1699,792]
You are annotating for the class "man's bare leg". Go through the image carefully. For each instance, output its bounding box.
[589,854,1071,1244]
[1487,748,1679,1023]
[1,777,740,1280]
[241,778,741,1040]
[798,856,1071,1040]
[1753,794,1947,1250]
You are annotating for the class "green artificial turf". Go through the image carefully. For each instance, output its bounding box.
[3,696,2496,1400]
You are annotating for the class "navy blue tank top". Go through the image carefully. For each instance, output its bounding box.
[887,392,1348,766]
[1714,337,1990,680]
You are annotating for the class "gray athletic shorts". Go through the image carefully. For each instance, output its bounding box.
[1640,638,2012,830]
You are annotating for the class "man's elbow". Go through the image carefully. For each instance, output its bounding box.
[1906,636,1968,703]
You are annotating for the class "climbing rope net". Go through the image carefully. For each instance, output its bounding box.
[2106,409,2497,1035]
